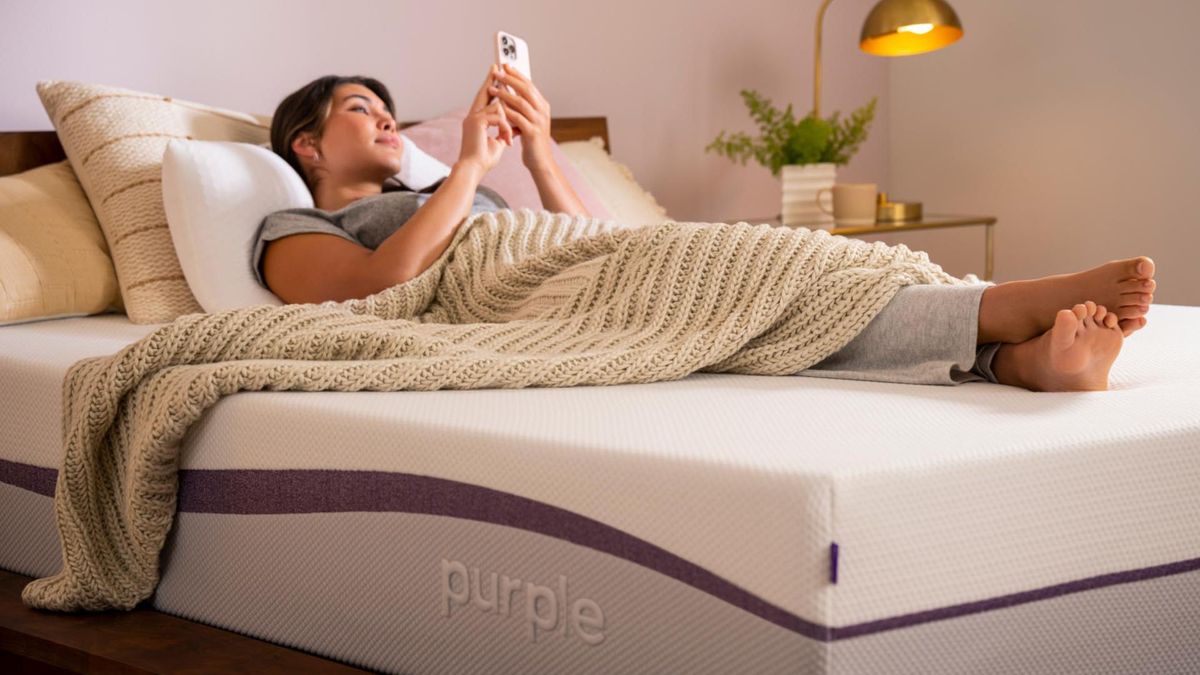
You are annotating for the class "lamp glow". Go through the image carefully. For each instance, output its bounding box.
[897,23,934,35]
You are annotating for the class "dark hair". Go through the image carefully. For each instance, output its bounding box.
[269,75,396,186]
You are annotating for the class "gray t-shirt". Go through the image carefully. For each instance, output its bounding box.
[251,176,508,288]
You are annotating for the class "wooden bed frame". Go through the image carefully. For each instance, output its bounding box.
[0,116,608,674]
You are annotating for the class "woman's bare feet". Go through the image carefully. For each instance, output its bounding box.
[978,256,1155,344]
[990,301,1124,392]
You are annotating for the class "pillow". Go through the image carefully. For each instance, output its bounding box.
[400,106,613,220]
[392,133,454,190]
[161,140,297,312]
[557,136,670,228]
[37,79,270,324]
[0,160,122,326]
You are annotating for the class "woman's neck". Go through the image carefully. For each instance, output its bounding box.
[314,178,384,212]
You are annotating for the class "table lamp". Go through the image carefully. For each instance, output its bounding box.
[813,0,963,117]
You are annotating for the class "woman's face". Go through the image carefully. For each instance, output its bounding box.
[299,83,402,184]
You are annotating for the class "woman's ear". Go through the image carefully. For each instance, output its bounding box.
[291,132,319,163]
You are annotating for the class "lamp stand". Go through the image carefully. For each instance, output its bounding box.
[813,0,836,119]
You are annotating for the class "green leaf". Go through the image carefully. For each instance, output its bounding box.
[786,116,830,165]
[705,90,877,173]
[822,97,877,165]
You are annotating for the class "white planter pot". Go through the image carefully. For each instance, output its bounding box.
[781,163,837,228]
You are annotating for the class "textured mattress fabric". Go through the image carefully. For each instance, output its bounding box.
[2,307,1200,673]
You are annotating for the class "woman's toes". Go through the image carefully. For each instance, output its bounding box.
[1126,256,1155,279]
[1120,278,1156,292]
[1116,304,1148,319]
[1119,316,1147,337]
[1095,304,1107,321]
[1104,313,1119,329]
[1072,303,1088,321]
[1137,256,1156,278]
[1053,309,1079,349]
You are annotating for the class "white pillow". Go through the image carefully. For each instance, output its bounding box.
[395,134,453,190]
[161,140,302,312]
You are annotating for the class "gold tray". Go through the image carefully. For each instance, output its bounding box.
[877,201,923,223]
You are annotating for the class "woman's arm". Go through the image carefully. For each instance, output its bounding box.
[264,160,487,303]
[366,159,486,284]
[526,152,591,218]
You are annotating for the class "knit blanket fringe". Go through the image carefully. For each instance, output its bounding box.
[23,207,974,611]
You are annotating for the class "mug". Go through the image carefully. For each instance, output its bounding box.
[817,183,877,226]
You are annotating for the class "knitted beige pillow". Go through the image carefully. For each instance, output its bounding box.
[557,136,670,228]
[36,80,271,324]
[0,160,123,325]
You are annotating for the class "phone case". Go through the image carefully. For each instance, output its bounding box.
[493,30,532,98]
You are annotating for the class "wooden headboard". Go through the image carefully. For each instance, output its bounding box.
[0,116,609,178]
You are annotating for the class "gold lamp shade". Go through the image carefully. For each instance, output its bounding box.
[859,0,963,56]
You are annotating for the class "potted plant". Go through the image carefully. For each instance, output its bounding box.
[706,90,877,227]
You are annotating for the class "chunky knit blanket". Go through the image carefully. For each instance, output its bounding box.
[24,207,975,612]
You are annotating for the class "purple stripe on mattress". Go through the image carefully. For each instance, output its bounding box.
[8,459,1200,642]
[0,458,56,496]
[831,555,1200,640]
[173,467,831,641]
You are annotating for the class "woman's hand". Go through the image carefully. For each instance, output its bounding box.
[458,64,515,174]
[486,65,589,217]
[488,63,554,170]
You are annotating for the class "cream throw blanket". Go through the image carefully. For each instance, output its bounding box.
[23,207,975,611]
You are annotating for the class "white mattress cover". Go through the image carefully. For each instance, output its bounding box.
[2,306,1198,629]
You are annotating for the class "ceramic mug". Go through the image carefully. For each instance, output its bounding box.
[817,183,877,226]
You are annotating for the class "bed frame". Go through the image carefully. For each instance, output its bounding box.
[0,115,609,673]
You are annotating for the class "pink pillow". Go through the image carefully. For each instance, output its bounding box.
[401,106,612,220]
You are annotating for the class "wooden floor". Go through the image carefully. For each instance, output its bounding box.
[0,569,373,674]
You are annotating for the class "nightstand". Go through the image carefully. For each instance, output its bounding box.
[735,214,997,281]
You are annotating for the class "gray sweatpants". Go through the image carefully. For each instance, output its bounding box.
[797,282,1004,386]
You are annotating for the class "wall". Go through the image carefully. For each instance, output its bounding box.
[0,0,890,224]
[885,0,1199,305]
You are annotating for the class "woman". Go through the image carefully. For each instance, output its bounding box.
[256,64,1158,392]
[254,64,588,306]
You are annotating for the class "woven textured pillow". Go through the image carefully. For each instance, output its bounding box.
[0,160,122,326]
[557,136,670,228]
[37,80,270,324]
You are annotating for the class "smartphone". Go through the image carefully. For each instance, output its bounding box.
[493,30,532,99]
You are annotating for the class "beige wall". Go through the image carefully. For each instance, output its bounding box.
[884,0,1199,306]
[0,0,889,225]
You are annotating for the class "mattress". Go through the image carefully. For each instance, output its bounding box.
[3,306,1199,674]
